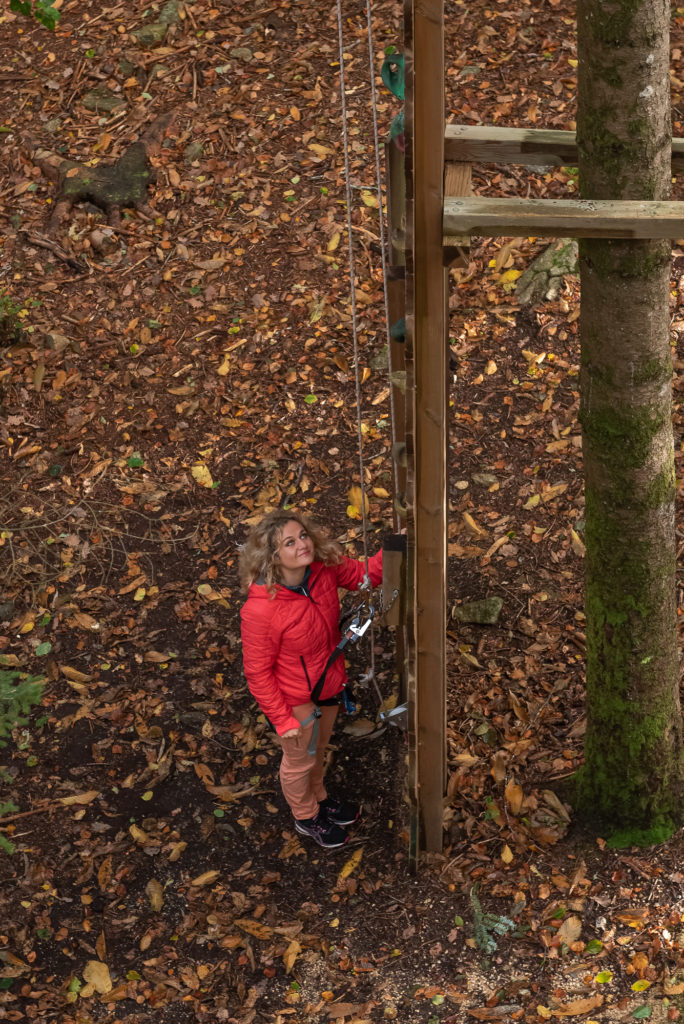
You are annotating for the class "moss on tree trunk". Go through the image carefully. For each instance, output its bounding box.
[574,0,684,844]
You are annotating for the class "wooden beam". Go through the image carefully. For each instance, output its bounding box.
[443,196,684,240]
[444,124,684,172]
[443,161,471,265]
[386,139,406,265]
[405,0,447,858]
[382,534,407,628]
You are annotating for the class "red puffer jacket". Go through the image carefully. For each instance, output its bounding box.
[240,550,383,736]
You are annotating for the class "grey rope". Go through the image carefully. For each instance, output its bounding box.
[335,0,370,581]
[364,0,399,469]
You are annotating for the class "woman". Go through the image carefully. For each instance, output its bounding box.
[239,509,383,849]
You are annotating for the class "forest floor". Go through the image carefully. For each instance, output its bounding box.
[1,1,684,1022]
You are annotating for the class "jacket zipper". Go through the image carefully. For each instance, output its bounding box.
[300,655,313,691]
[289,569,336,693]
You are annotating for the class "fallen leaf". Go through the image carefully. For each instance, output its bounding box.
[195,258,226,271]
[82,960,112,995]
[343,717,377,737]
[541,482,568,503]
[338,846,364,881]
[143,650,173,663]
[59,790,99,806]
[235,918,273,940]
[463,512,487,537]
[615,908,650,928]
[168,841,187,863]
[328,1004,363,1020]
[557,915,582,946]
[542,789,571,822]
[205,783,257,802]
[454,752,479,766]
[146,878,164,912]
[460,651,483,669]
[347,485,369,514]
[522,349,546,364]
[505,779,523,815]
[97,857,112,891]
[484,534,508,559]
[129,824,153,846]
[190,870,220,887]
[283,939,301,973]
[60,665,92,683]
[308,142,334,157]
[70,612,100,631]
[192,463,214,488]
[551,994,603,1016]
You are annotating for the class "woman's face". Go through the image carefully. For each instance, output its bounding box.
[275,520,315,580]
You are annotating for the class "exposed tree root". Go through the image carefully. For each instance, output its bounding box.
[25,112,174,231]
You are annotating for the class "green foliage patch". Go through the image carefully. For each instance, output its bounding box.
[9,0,60,30]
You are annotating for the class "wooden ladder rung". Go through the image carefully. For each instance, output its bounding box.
[443,196,684,240]
[444,124,684,172]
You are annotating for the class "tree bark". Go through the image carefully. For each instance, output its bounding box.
[575,0,684,843]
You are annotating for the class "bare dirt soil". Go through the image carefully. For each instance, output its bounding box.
[1,1,684,1023]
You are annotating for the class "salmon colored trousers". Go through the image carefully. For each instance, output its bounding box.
[278,701,339,820]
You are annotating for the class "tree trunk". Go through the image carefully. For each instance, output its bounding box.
[575,0,684,843]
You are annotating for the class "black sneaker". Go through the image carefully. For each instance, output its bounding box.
[294,812,349,849]
[319,796,361,826]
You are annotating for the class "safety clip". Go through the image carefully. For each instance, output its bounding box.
[347,603,375,642]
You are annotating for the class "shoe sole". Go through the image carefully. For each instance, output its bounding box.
[294,822,349,849]
[323,805,362,827]
[325,814,360,826]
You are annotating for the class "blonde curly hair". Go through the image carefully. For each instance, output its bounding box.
[238,509,342,593]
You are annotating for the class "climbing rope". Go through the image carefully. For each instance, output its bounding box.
[335,0,371,584]
[334,0,400,709]
[363,0,399,479]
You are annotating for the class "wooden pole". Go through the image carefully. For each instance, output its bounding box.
[385,140,408,521]
[405,0,447,857]
[384,141,408,700]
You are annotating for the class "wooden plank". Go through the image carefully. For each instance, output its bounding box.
[443,196,684,239]
[386,139,406,265]
[382,534,407,628]
[405,0,447,857]
[443,161,471,265]
[387,274,407,516]
[444,124,684,172]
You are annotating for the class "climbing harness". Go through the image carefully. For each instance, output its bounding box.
[302,600,377,754]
